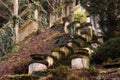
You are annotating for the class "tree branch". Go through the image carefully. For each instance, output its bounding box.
[0,0,12,14]
[0,13,9,20]
[46,0,55,10]
[19,7,29,17]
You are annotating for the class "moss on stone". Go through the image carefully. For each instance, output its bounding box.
[0,74,38,80]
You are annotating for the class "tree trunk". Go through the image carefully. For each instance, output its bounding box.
[69,1,73,21]
[34,9,38,21]
[13,0,19,43]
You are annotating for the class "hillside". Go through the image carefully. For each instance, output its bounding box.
[0,26,70,77]
[0,26,120,80]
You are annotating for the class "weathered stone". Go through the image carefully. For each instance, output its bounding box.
[64,21,70,34]
[28,62,47,74]
[75,28,81,36]
[34,9,38,21]
[19,21,38,42]
[74,48,89,57]
[51,51,62,60]
[30,54,48,60]
[73,36,87,47]
[67,40,80,49]
[46,56,54,67]
[83,47,94,56]
[97,37,104,43]
[67,42,73,47]
[59,46,70,56]
[71,56,89,69]
[91,42,99,49]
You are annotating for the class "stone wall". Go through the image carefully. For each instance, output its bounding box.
[18,21,38,42]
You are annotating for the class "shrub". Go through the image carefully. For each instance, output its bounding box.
[0,25,15,58]
[33,66,70,80]
[73,12,86,23]
[91,37,120,64]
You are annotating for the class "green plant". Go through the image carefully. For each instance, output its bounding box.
[32,2,39,10]
[47,66,70,80]
[12,14,20,25]
[0,24,15,58]
[88,66,99,76]
[33,66,70,79]
[38,4,48,30]
[91,37,120,64]
[74,12,86,23]
[67,73,80,80]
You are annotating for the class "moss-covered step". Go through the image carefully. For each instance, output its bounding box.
[30,54,57,67]
[30,54,49,60]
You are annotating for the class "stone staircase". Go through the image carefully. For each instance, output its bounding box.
[28,22,95,75]
[0,21,99,80]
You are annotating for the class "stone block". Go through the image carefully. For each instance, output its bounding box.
[59,46,70,56]
[46,56,54,67]
[71,57,89,69]
[51,51,62,60]
[28,62,47,74]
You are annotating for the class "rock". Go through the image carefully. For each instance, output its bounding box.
[51,51,62,60]
[64,21,70,34]
[28,62,47,74]
[59,46,70,56]
[46,56,54,67]
[67,40,80,50]
[71,56,89,69]
[83,47,94,56]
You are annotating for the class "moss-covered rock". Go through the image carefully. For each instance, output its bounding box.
[30,54,49,60]
[103,58,120,68]
[0,74,38,80]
